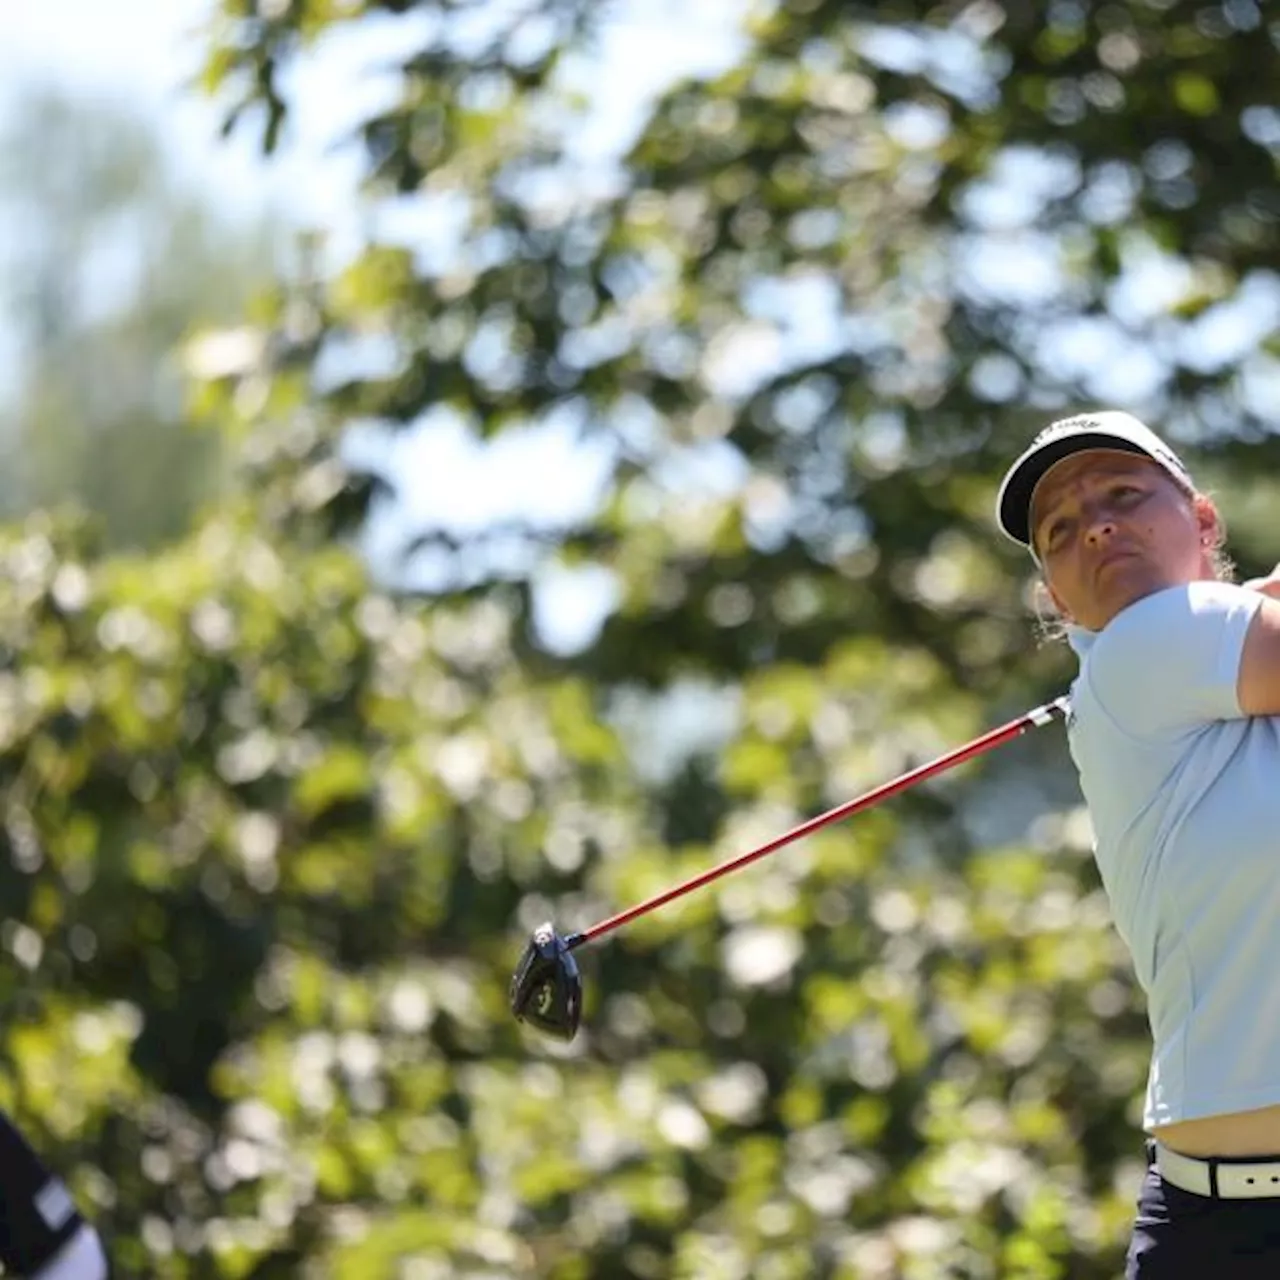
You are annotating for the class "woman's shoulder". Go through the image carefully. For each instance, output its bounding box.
[1104,580,1259,637]
[1076,580,1263,740]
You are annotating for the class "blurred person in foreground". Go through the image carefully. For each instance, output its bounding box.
[997,410,1280,1275]
[0,1113,107,1277]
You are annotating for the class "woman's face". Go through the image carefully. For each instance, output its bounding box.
[1029,449,1219,631]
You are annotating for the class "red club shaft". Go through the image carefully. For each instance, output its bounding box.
[566,697,1069,951]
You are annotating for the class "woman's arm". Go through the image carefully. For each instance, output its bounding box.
[1237,576,1280,715]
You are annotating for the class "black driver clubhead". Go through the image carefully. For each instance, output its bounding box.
[509,923,583,1041]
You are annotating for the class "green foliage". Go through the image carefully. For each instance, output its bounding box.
[2,0,1278,1275]
[0,87,279,551]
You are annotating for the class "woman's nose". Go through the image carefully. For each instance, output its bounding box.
[1084,516,1117,545]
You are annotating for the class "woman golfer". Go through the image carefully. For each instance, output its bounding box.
[996,411,1280,1275]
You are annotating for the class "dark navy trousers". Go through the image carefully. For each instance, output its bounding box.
[1128,1143,1280,1277]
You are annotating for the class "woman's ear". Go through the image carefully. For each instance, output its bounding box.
[1193,493,1223,548]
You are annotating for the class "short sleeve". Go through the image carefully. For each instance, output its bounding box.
[1083,581,1263,738]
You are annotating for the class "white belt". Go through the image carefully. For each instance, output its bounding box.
[1155,1141,1280,1199]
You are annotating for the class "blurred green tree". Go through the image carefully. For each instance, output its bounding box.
[187,3,1277,1274]
[0,87,280,550]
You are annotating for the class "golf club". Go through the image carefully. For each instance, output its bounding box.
[510,695,1070,1040]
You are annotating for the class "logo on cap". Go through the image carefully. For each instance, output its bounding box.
[1032,415,1105,445]
[1031,414,1189,481]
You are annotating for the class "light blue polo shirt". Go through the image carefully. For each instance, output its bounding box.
[1065,580,1280,1131]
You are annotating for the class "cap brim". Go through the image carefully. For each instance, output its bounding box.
[997,433,1153,548]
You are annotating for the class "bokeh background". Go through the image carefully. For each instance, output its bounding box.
[0,1,1278,1276]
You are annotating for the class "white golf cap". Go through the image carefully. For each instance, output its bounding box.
[996,410,1195,548]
